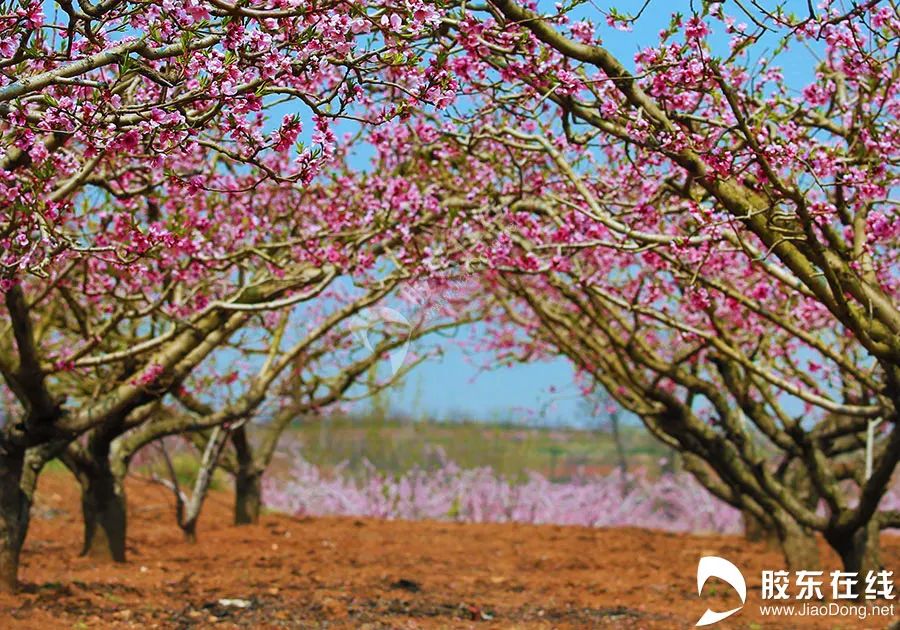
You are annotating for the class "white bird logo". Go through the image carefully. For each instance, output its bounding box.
[347,306,412,375]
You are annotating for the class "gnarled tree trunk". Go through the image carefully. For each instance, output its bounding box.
[63,425,128,563]
[233,426,262,525]
[742,509,779,547]
[776,518,821,571]
[0,451,29,592]
[235,467,262,525]
[79,460,126,562]
[826,520,881,577]
[742,507,820,569]
[159,427,229,542]
[772,465,821,570]
[0,445,49,592]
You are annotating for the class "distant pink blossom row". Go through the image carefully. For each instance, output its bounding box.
[263,456,744,534]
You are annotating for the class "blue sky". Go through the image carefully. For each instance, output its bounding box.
[377,342,590,426]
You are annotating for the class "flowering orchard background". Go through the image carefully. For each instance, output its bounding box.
[263,453,746,533]
[251,421,900,535]
[262,450,900,534]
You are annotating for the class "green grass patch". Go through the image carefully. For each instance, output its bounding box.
[280,415,670,481]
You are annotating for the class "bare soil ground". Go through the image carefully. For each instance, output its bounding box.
[0,471,897,629]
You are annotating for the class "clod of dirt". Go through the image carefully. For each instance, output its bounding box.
[389,578,421,593]
[465,603,494,621]
[312,594,348,618]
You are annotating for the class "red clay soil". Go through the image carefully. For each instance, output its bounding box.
[0,471,897,629]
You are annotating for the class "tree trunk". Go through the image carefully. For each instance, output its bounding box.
[762,462,821,570]
[0,451,29,592]
[235,468,262,525]
[232,425,262,525]
[777,519,821,571]
[80,462,126,562]
[61,418,129,563]
[742,509,779,548]
[167,426,229,542]
[182,520,197,543]
[743,508,819,570]
[609,412,628,477]
[66,433,129,563]
[827,520,881,577]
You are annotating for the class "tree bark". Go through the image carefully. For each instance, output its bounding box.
[163,426,229,542]
[232,425,262,525]
[64,431,129,563]
[742,507,819,570]
[235,468,262,525]
[79,461,126,562]
[182,520,197,543]
[777,519,821,571]
[0,451,29,592]
[742,509,779,548]
[827,520,881,577]
[609,411,628,477]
